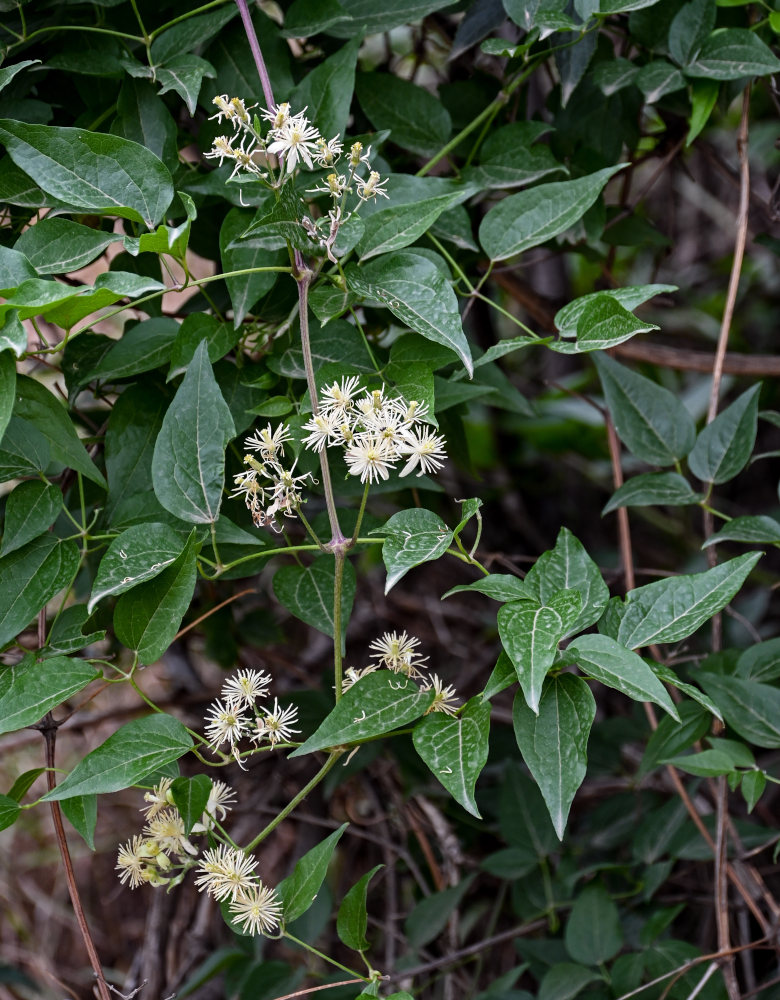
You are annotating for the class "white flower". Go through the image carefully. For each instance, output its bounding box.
[245,423,291,462]
[204,698,247,749]
[144,809,198,857]
[222,668,273,708]
[141,777,174,819]
[320,375,362,416]
[267,114,322,172]
[422,674,459,716]
[230,466,267,527]
[229,882,283,935]
[261,101,293,129]
[349,141,372,168]
[314,135,343,167]
[254,698,301,747]
[369,631,428,676]
[356,171,389,201]
[195,846,259,902]
[398,427,447,478]
[301,410,340,452]
[116,835,151,889]
[393,398,430,425]
[344,435,396,484]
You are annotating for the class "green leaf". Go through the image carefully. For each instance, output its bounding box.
[1,481,61,556]
[0,60,39,94]
[0,313,28,357]
[0,794,20,832]
[687,78,719,145]
[71,317,178,392]
[635,61,686,102]
[464,121,565,190]
[356,192,464,261]
[219,209,286,328]
[0,120,173,229]
[741,770,766,813]
[42,714,193,800]
[15,374,107,487]
[565,884,623,964]
[376,508,454,594]
[664,748,737,777]
[703,515,780,548]
[483,650,516,700]
[337,864,383,952]
[593,57,640,95]
[0,537,79,649]
[152,340,236,524]
[150,5,237,63]
[61,794,98,851]
[292,37,360,140]
[479,165,625,261]
[0,416,49,483]
[156,54,215,116]
[404,876,476,948]
[111,77,178,167]
[7,768,46,802]
[538,963,603,1000]
[289,672,434,757]
[688,385,760,485]
[113,531,198,665]
[46,605,106,656]
[168,314,240,381]
[513,675,595,839]
[566,634,679,719]
[696,673,780,749]
[639,701,711,777]
[592,352,696,465]
[0,350,14,444]
[272,556,356,652]
[413,696,491,817]
[603,472,702,514]
[668,0,715,66]
[554,284,676,338]
[443,573,530,602]
[686,28,780,80]
[347,252,473,377]
[277,824,348,923]
[524,527,609,635]
[46,272,165,333]
[602,552,761,649]
[14,217,119,274]
[384,360,436,424]
[572,294,659,352]
[355,72,451,156]
[171,774,212,836]
[89,523,187,612]
[650,662,722,720]
[737,638,780,682]
[498,597,570,714]
[0,655,99,736]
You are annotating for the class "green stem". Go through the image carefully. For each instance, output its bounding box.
[210,522,223,569]
[148,0,231,40]
[699,503,730,523]
[129,0,149,40]
[333,552,346,701]
[198,537,384,577]
[296,267,344,546]
[416,61,537,177]
[14,25,143,48]
[350,483,370,547]
[295,504,324,549]
[283,932,369,982]
[244,751,343,852]
[446,547,490,575]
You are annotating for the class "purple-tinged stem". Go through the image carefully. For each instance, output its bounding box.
[234,0,275,110]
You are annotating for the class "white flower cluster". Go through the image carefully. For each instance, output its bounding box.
[231,379,447,530]
[302,377,447,484]
[343,630,459,715]
[206,97,388,260]
[195,845,282,936]
[115,776,236,890]
[230,425,315,531]
[204,668,300,764]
